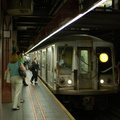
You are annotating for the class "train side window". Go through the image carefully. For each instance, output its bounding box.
[80,50,88,74]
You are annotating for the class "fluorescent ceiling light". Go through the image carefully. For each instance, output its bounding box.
[26,0,107,53]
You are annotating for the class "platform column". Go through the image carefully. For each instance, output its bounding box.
[2,15,12,103]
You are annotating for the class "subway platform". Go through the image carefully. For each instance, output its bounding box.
[2,70,75,120]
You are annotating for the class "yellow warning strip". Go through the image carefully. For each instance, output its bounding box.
[31,85,47,120]
[38,78,75,120]
[28,86,38,120]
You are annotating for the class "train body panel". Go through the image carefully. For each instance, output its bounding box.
[29,34,118,96]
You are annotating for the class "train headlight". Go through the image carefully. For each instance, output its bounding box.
[68,79,72,85]
[100,79,104,84]
[99,53,108,63]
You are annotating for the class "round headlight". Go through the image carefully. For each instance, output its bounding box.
[68,79,72,85]
[100,79,104,84]
[99,53,108,63]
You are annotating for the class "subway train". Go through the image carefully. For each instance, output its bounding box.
[28,34,118,110]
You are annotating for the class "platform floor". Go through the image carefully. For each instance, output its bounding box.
[2,70,75,120]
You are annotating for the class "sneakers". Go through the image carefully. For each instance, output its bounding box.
[12,107,20,110]
[30,80,38,84]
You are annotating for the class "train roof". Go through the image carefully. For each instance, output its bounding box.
[32,34,113,51]
[59,34,110,43]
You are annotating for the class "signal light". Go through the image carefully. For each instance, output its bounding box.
[99,53,108,63]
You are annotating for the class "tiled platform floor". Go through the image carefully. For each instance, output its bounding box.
[2,70,75,120]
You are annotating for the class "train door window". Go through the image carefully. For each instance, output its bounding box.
[37,50,41,65]
[47,47,51,70]
[78,48,92,88]
[35,51,37,57]
[52,46,54,72]
[58,46,73,75]
[42,51,46,68]
[80,50,89,74]
[39,51,42,76]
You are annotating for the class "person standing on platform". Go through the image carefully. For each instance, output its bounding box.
[23,54,30,70]
[6,53,26,110]
[17,52,28,86]
[30,57,40,84]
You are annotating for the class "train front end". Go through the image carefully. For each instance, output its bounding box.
[55,36,118,110]
[56,39,118,95]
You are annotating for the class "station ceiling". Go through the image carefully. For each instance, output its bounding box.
[3,0,120,53]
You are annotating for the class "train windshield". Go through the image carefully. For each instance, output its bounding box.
[58,46,73,75]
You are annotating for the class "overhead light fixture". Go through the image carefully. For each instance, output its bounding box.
[26,0,107,53]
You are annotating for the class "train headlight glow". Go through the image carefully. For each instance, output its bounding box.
[68,80,72,85]
[99,53,108,63]
[100,79,104,84]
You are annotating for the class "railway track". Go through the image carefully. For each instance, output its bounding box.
[66,93,120,120]
[68,108,120,120]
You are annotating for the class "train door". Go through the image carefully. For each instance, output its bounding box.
[46,48,48,83]
[40,51,42,76]
[41,49,46,82]
[46,47,52,84]
[78,48,92,89]
[51,46,55,88]
[37,50,41,76]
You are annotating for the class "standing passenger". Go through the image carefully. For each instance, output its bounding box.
[17,52,28,86]
[30,57,39,84]
[6,53,26,110]
[23,54,30,70]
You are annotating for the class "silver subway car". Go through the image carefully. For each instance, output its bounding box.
[29,34,118,110]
